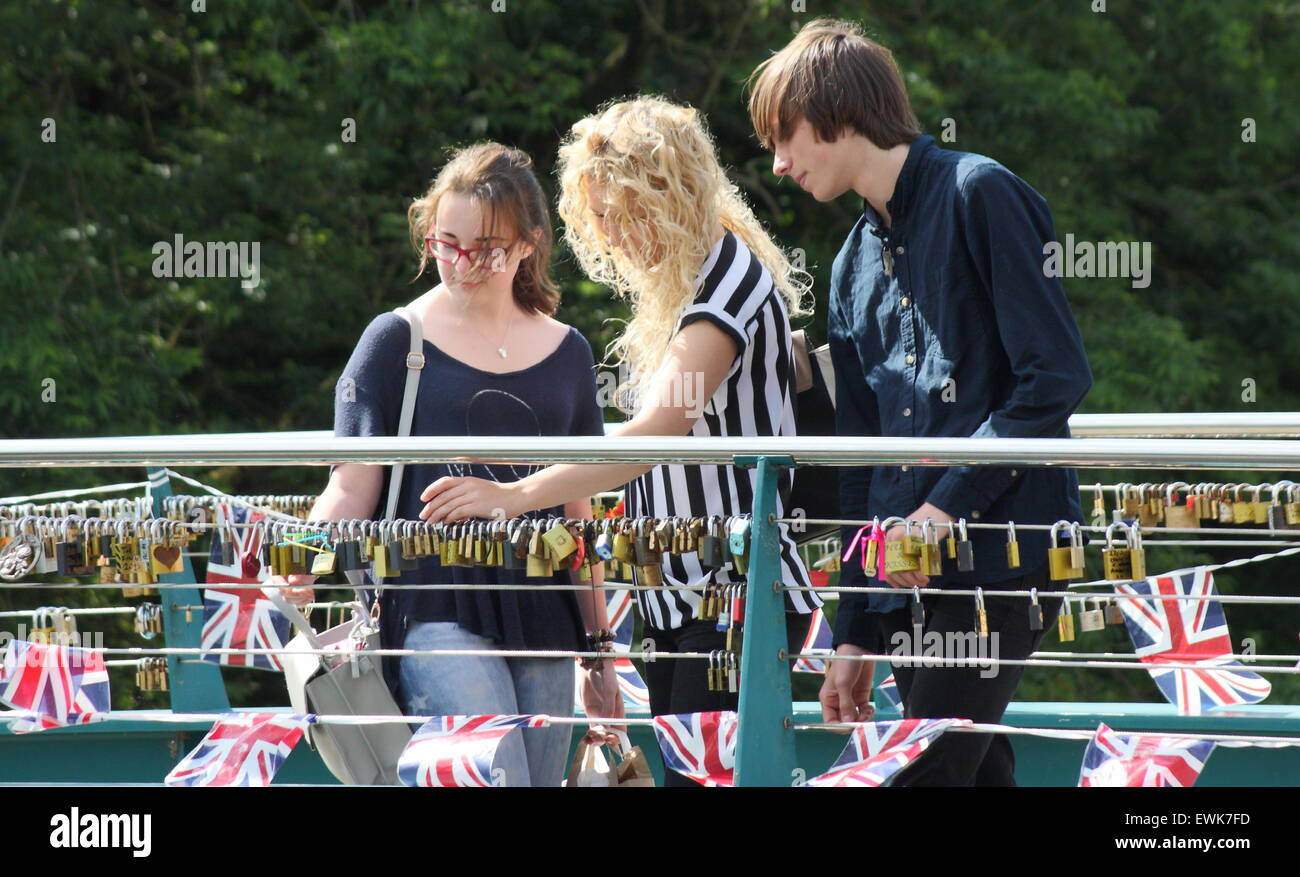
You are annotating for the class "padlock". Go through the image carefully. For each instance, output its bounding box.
[920,519,944,576]
[910,585,925,634]
[542,520,578,561]
[50,607,76,646]
[1027,587,1044,631]
[1102,520,1133,581]
[1056,596,1076,642]
[1285,483,1300,526]
[953,518,975,572]
[1079,597,1106,632]
[1105,596,1126,625]
[1231,484,1253,524]
[54,517,92,577]
[1163,481,1199,529]
[1249,483,1271,526]
[1126,523,1146,581]
[1005,520,1022,569]
[728,517,750,576]
[1065,521,1085,570]
[1089,483,1108,528]
[974,587,989,638]
[1121,483,1140,520]
[1267,481,1294,530]
[1136,484,1158,529]
[611,521,635,565]
[29,607,56,644]
[1047,520,1084,581]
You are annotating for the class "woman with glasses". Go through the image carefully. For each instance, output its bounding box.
[420,98,822,786]
[269,142,620,787]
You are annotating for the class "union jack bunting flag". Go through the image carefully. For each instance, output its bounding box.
[1116,567,1271,714]
[203,503,290,671]
[0,639,111,734]
[164,712,310,786]
[652,710,738,787]
[397,714,551,787]
[805,718,968,787]
[1078,722,1215,787]
[793,607,834,673]
[877,673,902,711]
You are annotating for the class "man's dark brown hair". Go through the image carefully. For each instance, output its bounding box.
[747,18,921,149]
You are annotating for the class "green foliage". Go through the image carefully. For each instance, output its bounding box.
[1,0,1297,710]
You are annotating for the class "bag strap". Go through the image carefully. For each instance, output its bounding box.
[387,305,426,522]
[341,306,425,600]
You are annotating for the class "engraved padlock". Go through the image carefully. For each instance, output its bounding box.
[1102,520,1133,581]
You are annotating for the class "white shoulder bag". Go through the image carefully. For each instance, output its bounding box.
[269,306,426,785]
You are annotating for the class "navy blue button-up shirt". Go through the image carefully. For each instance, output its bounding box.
[829,135,1093,650]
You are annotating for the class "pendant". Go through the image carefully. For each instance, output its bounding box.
[497,347,508,358]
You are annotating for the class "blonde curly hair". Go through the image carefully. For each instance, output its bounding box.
[557,96,810,407]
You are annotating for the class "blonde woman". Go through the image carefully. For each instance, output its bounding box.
[420,98,821,784]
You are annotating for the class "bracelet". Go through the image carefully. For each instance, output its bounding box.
[581,629,616,669]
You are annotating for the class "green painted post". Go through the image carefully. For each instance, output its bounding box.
[733,455,798,786]
[146,468,229,712]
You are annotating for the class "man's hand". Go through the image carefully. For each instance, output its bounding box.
[819,644,876,728]
[882,501,957,589]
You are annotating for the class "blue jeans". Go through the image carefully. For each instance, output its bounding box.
[398,621,574,788]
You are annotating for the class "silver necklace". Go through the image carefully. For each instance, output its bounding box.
[449,288,516,358]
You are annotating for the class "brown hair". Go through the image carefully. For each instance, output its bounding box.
[747,18,921,150]
[407,142,560,315]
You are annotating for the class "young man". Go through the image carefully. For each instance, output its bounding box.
[747,19,1093,786]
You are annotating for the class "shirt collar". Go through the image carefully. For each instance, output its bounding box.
[862,134,936,233]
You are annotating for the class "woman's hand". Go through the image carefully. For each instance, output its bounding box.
[419,476,520,523]
[580,657,625,747]
[265,573,318,608]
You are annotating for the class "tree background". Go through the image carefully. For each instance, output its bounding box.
[1,0,1297,709]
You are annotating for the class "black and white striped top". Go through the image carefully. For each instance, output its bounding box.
[626,230,821,630]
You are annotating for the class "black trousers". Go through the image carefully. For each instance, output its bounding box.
[643,612,813,788]
[878,563,1065,786]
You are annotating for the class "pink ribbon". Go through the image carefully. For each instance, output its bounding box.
[870,524,887,580]
[841,522,888,580]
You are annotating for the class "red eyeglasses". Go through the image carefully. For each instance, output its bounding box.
[425,237,506,268]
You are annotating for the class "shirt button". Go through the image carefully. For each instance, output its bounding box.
[901,465,910,472]
[896,246,905,255]
[903,408,912,417]
[901,297,911,308]
[1011,469,1018,477]
[971,511,981,520]
[905,354,915,365]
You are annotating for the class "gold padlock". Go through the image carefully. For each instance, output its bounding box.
[1163,481,1199,529]
[1102,521,1133,581]
[1006,521,1021,569]
[1231,484,1252,524]
[884,541,921,575]
[1047,520,1084,581]
[1127,523,1146,580]
[1285,483,1300,526]
[1134,485,1156,529]
[1251,483,1271,526]
[1056,596,1076,642]
[920,518,944,576]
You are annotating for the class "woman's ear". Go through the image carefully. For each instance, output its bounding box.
[521,227,542,260]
